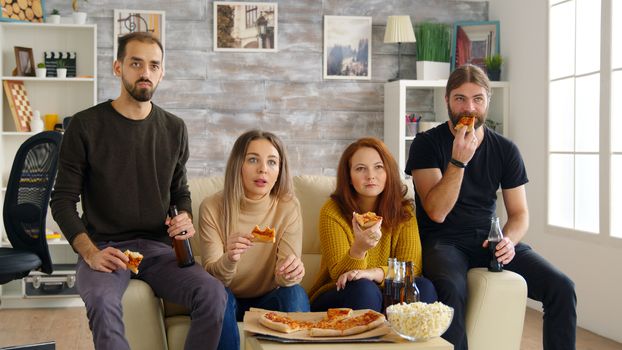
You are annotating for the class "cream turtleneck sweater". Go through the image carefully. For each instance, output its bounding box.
[198,191,303,298]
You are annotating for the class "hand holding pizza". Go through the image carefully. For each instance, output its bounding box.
[350,214,382,258]
[225,232,254,262]
[166,210,195,241]
[451,117,478,166]
[84,246,130,273]
[275,253,305,282]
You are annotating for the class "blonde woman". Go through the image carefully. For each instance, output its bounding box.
[199,130,309,350]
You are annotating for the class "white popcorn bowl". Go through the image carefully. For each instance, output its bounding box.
[386,302,454,342]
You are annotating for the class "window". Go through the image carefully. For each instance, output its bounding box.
[548,0,621,238]
[246,6,258,29]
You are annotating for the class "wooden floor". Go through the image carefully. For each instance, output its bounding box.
[0,307,620,349]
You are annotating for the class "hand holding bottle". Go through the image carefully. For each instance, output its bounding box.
[168,205,195,268]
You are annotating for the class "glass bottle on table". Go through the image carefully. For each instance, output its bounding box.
[168,205,195,268]
[404,261,420,303]
[392,261,406,304]
[383,257,397,313]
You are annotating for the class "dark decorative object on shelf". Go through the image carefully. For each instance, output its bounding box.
[44,52,77,77]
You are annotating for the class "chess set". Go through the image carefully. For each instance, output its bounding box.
[3,80,33,132]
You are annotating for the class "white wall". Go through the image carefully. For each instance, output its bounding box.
[490,0,622,343]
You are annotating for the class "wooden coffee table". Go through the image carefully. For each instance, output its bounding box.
[245,333,453,350]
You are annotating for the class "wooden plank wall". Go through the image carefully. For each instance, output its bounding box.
[45,0,487,176]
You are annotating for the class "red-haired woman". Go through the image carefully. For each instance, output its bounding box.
[309,137,437,311]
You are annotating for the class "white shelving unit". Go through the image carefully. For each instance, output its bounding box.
[1,22,97,308]
[384,79,510,177]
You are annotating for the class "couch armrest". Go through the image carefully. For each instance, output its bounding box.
[466,268,527,350]
[122,280,168,350]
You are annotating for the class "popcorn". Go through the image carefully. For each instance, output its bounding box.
[386,302,454,341]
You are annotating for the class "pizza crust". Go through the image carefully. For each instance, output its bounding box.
[257,309,386,337]
[123,249,143,274]
[354,212,382,229]
[251,225,276,243]
[454,115,475,132]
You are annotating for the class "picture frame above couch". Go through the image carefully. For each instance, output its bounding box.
[323,15,372,80]
[451,20,500,71]
[214,2,278,52]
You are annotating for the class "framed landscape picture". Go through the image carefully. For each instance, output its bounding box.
[323,16,372,80]
[214,2,278,52]
[113,9,165,64]
[451,21,500,71]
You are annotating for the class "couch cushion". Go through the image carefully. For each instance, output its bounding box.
[188,176,225,257]
[293,175,336,256]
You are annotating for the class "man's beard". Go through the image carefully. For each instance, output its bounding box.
[447,104,487,130]
[122,77,157,102]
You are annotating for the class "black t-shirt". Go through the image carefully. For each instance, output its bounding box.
[404,122,528,241]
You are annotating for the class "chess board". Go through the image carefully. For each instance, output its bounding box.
[3,80,33,132]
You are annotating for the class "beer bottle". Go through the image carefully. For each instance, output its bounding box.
[488,216,503,272]
[168,205,195,268]
[383,257,397,313]
[404,261,420,303]
[392,261,405,304]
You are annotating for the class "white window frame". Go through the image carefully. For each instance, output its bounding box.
[547,0,621,245]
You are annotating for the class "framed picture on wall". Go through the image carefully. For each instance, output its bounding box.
[323,16,372,80]
[214,2,278,52]
[451,20,500,71]
[0,0,45,23]
[14,47,36,76]
[113,9,166,65]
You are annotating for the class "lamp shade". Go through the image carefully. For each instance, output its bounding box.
[384,15,416,43]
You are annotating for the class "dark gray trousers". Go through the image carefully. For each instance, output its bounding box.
[76,238,227,350]
[423,236,576,350]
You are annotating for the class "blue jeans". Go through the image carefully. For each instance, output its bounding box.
[217,285,310,350]
[310,277,437,312]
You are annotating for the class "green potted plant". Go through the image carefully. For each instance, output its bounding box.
[72,0,88,24]
[484,54,503,81]
[415,22,451,80]
[36,62,47,78]
[48,8,61,24]
[56,59,67,78]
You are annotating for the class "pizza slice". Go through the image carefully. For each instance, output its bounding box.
[354,212,382,229]
[251,225,276,243]
[123,249,143,274]
[325,308,353,321]
[454,115,475,132]
[309,310,386,337]
[259,311,314,333]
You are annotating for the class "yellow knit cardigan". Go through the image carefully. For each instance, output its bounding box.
[308,198,422,302]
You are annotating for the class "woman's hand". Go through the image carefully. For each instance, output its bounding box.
[336,268,383,291]
[275,254,305,282]
[225,232,254,263]
[349,214,382,259]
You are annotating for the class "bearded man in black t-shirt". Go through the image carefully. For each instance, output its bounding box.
[405,64,576,350]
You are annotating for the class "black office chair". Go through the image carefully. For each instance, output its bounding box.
[0,131,62,287]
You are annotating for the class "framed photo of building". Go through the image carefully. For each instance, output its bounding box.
[323,16,372,80]
[451,21,500,71]
[214,2,278,52]
[14,47,35,76]
[113,9,166,64]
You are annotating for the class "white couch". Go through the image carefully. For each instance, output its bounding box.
[121,175,528,350]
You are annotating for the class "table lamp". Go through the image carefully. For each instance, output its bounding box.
[384,15,416,81]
